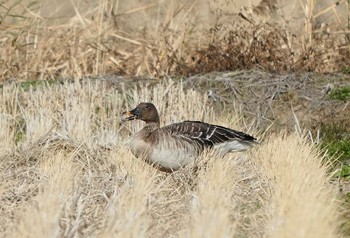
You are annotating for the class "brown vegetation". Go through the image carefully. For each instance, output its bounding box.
[0,0,348,236]
[0,0,349,82]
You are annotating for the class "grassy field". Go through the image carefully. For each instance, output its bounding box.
[0,0,349,237]
[0,0,349,81]
[0,81,342,237]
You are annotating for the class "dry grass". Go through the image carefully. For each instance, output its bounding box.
[0,0,349,82]
[0,80,343,237]
[0,0,347,236]
[257,134,340,238]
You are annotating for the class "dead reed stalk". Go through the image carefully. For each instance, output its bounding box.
[0,0,349,82]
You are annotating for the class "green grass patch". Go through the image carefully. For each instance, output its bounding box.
[0,79,59,91]
[20,80,58,91]
[338,165,350,178]
[341,66,350,74]
[322,122,350,236]
[320,123,350,177]
[329,86,350,101]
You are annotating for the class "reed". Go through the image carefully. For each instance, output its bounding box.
[0,0,348,82]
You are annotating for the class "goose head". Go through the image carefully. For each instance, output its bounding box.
[123,102,160,124]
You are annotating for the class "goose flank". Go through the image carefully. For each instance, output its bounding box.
[122,102,258,172]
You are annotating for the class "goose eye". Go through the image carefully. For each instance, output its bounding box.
[145,105,149,109]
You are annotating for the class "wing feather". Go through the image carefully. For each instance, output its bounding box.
[161,120,257,150]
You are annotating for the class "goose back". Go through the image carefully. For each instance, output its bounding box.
[162,120,256,152]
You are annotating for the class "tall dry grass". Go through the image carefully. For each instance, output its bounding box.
[257,134,340,238]
[0,0,349,82]
[10,152,76,237]
[0,80,343,237]
[179,153,237,237]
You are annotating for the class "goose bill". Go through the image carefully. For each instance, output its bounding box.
[122,111,138,122]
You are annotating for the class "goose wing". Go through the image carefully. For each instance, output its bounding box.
[162,120,257,148]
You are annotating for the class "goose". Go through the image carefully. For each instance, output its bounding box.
[122,102,257,172]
